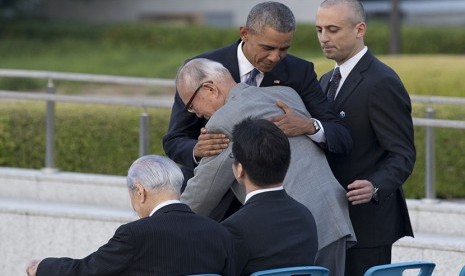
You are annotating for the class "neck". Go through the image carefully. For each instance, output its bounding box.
[245,181,282,194]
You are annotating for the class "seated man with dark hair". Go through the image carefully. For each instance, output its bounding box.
[26,155,236,276]
[222,118,318,275]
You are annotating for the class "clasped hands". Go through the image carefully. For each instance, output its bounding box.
[194,99,316,159]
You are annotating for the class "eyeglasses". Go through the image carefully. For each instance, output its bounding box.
[229,151,239,164]
[185,80,213,113]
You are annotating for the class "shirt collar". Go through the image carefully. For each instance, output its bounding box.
[337,46,368,81]
[149,199,181,217]
[244,186,284,203]
[237,41,256,82]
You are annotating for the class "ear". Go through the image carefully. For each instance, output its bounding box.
[135,183,147,203]
[203,82,220,97]
[239,26,248,42]
[234,162,245,180]
[355,22,366,38]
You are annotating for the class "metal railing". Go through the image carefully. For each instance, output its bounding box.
[410,95,465,201]
[1,69,465,200]
[0,69,174,172]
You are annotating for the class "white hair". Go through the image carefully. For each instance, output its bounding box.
[126,155,183,194]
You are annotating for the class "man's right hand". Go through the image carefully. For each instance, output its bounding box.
[194,128,229,159]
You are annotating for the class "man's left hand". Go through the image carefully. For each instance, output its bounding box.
[269,99,314,136]
[347,180,376,205]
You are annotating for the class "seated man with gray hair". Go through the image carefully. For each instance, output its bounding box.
[178,58,356,275]
[26,155,236,276]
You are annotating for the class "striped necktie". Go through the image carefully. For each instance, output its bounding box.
[245,68,260,86]
[327,67,341,102]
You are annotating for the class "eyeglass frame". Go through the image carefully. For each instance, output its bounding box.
[184,80,213,113]
[229,151,239,165]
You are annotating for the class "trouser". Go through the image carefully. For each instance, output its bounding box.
[345,245,392,276]
[314,238,347,276]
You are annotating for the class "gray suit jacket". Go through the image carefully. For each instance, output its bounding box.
[181,83,356,249]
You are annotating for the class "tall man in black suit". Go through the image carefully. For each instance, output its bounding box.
[163,1,353,219]
[26,155,236,276]
[222,118,318,275]
[316,1,416,275]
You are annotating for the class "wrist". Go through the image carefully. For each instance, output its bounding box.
[311,118,322,135]
[371,184,379,203]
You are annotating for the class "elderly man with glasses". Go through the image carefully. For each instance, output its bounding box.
[177,57,356,276]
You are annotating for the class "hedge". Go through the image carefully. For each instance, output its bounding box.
[1,101,464,199]
[0,101,171,175]
[1,20,464,55]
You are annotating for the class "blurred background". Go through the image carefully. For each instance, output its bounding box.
[1,2,465,275]
[0,0,464,197]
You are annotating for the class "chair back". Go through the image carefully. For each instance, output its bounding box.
[363,261,435,276]
[185,274,221,276]
[250,266,329,276]
[459,265,465,276]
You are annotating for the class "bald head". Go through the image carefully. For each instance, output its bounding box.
[320,0,366,24]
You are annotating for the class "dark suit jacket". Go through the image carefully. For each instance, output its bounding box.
[163,40,352,177]
[221,190,318,276]
[320,50,415,247]
[37,203,236,276]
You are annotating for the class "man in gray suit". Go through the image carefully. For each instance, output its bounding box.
[177,58,356,275]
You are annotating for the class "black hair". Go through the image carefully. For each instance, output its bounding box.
[232,118,291,187]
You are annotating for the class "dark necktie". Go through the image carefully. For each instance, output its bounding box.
[245,68,260,86]
[327,67,341,102]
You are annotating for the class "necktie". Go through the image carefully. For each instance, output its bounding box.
[327,67,341,102]
[245,68,260,86]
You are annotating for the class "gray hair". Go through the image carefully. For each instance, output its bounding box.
[176,58,232,94]
[246,1,295,34]
[320,0,366,23]
[126,155,183,194]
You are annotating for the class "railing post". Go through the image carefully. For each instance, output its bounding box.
[43,78,58,173]
[424,106,437,202]
[139,111,149,157]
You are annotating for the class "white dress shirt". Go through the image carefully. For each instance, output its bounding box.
[244,186,284,204]
[333,46,368,99]
[149,199,182,217]
[237,41,264,86]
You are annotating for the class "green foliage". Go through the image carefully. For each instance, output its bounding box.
[1,101,464,198]
[402,26,465,54]
[0,102,171,175]
[403,104,465,199]
[311,55,465,97]
[1,20,465,198]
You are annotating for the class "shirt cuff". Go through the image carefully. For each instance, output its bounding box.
[192,148,200,165]
[307,119,326,143]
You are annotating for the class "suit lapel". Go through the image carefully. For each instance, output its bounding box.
[320,73,331,94]
[261,59,288,87]
[334,50,374,110]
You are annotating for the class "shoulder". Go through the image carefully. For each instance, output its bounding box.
[360,51,399,79]
[194,41,238,60]
[282,53,312,66]
[221,207,253,237]
[279,54,313,71]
